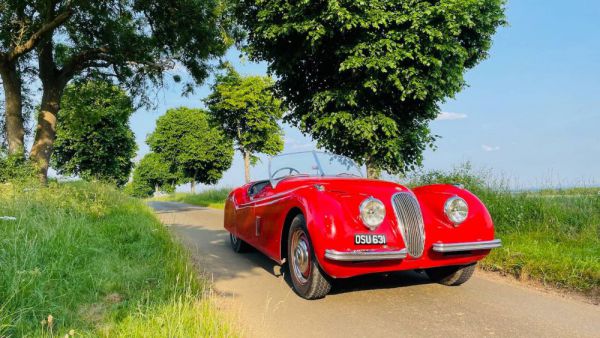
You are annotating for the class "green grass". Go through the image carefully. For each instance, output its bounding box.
[408,164,600,300]
[154,188,231,209]
[0,181,236,337]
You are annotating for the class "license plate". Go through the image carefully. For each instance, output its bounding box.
[354,234,387,245]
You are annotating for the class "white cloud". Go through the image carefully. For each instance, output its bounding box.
[481,144,500,152]
[284,137,316,150]
[435,111,468,121]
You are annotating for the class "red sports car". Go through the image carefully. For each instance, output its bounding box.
[224,151,501,299]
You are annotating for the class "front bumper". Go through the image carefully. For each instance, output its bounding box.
[324,239,501,262]
[324,248,408,261]
[432,239,502,253]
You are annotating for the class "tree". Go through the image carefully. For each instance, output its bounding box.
[147,107,234,193]
[51,80,137,186]
[129,152,179,197]
[237,0,506,177]
[0,0,235,182]
[205,67,284,183]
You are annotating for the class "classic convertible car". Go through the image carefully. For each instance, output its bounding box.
[224,151,501,299]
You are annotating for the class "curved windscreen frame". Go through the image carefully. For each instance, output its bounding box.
[268,151,363,186]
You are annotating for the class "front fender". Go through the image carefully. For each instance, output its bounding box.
[411,184,495,245]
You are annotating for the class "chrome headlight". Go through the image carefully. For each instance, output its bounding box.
[359,197,386,230]
[444,196,468,225]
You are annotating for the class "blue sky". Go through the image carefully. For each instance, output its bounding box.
[129,0,600,190]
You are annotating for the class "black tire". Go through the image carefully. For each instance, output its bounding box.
[287,214,331,299]
[425,263,477,286]
[230,232,249,253]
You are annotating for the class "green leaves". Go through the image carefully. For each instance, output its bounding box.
[147,107,234,186]
[238,0,506,174]
[205,67,284,159]
[130,152,179,197]
[52,80,137,186]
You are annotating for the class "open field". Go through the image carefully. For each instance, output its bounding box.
[0,182,235,337]
[153,188,231,209]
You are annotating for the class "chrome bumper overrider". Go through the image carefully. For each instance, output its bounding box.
[432,239,502,253]
[324,248,408,261]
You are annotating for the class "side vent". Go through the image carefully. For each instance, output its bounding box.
[255,216,262,236]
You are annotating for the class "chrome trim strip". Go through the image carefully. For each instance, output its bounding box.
[324,248,408,261]
[432,239,502,253]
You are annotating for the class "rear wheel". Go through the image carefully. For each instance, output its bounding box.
[425,263,477,286]
[230,233,249,253]
[287,215,331,299]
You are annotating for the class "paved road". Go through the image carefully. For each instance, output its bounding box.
[149,201,599,338]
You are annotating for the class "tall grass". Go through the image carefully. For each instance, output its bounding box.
[0,181,235,337]
[407,164,600,299]
[154,188,232,209]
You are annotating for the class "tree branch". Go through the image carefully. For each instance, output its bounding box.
[59,46,111,83]
[8,9,73,61]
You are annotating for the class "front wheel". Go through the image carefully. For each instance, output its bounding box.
[230,233,249,253]
[287,215,331,299]
[425,263,477,286]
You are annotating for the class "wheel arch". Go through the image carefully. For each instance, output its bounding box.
[280,206,304,262]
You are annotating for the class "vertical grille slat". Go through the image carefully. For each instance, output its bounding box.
[392,193,425,258]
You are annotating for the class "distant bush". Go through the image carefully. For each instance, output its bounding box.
[0,153,36,183]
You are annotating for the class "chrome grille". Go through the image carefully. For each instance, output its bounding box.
[391,192,425,258]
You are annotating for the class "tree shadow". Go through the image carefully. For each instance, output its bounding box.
[168,222,434,298]
[147,201,209,214]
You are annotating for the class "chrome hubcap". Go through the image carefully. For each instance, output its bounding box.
[291,230,311,284]
[231,233,238,246]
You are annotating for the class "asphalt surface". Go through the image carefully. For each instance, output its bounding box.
[149,201,600,338]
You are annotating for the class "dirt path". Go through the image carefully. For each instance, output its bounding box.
[149,201,600,338]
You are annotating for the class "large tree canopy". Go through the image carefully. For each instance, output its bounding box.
[237,0,506,176]
[0,0,235,182]
[147,107,234,192]
[51,80,137,186]
[205,67,284,183]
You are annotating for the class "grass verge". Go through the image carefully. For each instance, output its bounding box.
[408,165,600,300]
[153,188,231,209]
[0,181,235,337]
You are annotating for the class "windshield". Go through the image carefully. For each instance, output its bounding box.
[269,151,363,181]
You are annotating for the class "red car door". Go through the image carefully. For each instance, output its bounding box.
[234,187,259,247]
[252,184,284,259]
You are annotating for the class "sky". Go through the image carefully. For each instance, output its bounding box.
[129,0,600,191]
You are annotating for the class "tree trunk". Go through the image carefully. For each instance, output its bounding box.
[190,170,197,194]
[243,150,251,183]
[30,84,62,184]
[366,159,381,179]
[0,62,25,156]
[155,184,159,194]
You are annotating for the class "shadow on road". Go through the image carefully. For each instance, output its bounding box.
[169,221,435,297]
[147,201,209,214]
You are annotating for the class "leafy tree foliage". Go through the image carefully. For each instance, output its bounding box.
[205,67,284,183]
[237,0,506,176]
[147,107,234,192]
[129,152,179,197]
[0,0,235,182]
[0,151,35,183]
[51,81,136,186]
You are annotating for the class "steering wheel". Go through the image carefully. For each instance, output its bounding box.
[271,167,301,179]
